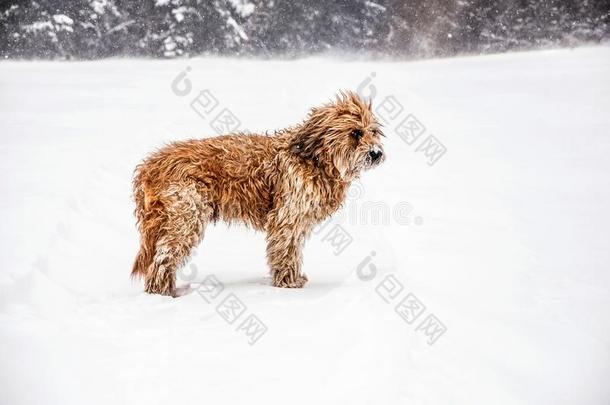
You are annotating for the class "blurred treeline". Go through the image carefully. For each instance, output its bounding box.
[1,0,608,59]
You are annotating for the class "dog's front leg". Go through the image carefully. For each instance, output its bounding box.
[265,221,309,288]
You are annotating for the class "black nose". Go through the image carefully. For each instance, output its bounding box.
[369,149,383,162]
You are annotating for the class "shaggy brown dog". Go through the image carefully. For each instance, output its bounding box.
[132,90,384,295]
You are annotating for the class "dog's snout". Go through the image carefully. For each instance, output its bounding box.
[369,149,383,162]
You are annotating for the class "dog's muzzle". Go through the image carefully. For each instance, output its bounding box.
[368,145,384,165]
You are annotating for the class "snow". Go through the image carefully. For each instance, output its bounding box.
[52,14,74,25]
[172,6,187,22]
[227,17,249,41]
[228,0,256,18]
[91,0,109,15]
[23,21,53,32]
[1,46,610,404]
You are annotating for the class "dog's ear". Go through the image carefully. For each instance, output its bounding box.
[335,89,373,116]
[291,105,336,161]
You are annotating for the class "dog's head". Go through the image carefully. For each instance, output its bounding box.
[291,90,385,181]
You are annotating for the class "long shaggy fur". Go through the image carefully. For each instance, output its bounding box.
[132,90,385,295]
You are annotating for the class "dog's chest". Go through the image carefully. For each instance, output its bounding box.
[290,176,347,222]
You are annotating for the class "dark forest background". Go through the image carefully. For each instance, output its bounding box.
[1,0,609,60]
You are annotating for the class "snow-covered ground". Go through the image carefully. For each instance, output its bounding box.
[1,46,609,405]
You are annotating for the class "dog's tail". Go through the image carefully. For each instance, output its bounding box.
[131,168,158,278]
[132,245,151,278]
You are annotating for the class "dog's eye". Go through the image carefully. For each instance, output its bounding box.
[351,129,363,140]
[373,128,385,137]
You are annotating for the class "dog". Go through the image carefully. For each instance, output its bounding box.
[131,90,384,295]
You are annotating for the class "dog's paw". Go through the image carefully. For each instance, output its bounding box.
[273,274,308,288]
[144,280,176,297]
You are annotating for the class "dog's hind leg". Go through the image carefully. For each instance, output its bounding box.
[144,183,212,296]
